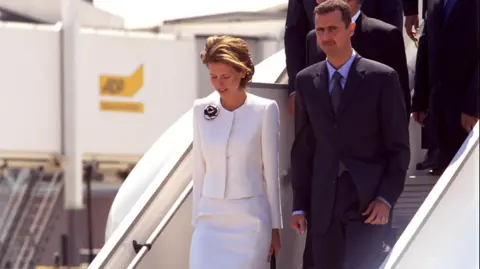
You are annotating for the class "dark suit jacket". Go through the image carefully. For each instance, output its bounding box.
[291,55,410,234]
[305,13,411,117]
[284,0,317,95]
[284,0,403,95]
[402,0,427,18]
[413,0,479,118]
[363,0,404,29]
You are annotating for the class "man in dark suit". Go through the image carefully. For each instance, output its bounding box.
[402,0,439,172]
[412,0,479,175]
[301,1,410,266]
[305,0,411,118]
[363,0,404,30]
[284,0,404,116]
[290,1,410,268]
[284,0,318,116]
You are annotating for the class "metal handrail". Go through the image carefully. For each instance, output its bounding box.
[0,169,43,267]
[0,184,27,262]
[0,185,26,242]
[0,189,17,230]
[0,169,38,263]
[126,180,193,269]
[0,169,31,237]
[3,171,52,268]
[34,176,63,244]
[0,169,23,217]
[88,143,193,268]
[14,172,63,269]
[380,123,479,268]
[30,172,60,236]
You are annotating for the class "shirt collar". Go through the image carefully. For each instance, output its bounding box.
[352,10,361,22]
[326,50,357,80]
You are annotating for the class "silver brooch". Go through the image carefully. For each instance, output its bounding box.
[204,105,219,120]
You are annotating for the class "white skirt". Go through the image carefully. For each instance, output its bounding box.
[189,195,272,269]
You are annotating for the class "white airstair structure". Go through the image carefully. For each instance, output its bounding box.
[88,43,479,268]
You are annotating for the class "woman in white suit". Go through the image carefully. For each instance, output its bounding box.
[189,35,283,269]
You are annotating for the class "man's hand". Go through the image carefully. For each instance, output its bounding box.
[405,15,420,41]
[461,113,479,133]
[363,199,390,225]
[288,92,296,117]
[290,213,307,234]
[413,111,427,126]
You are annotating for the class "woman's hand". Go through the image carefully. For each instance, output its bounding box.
[268,228,281,261]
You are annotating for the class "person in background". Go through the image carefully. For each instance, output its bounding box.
[402,0,427,41]
[285,0,318,116]
[412,0,479,176]
[305,0,411,118]
[363,0,404,30]
[189,35,282,269]
[402,0,439,172]
[291,1,410,268]
[285,0,405,116]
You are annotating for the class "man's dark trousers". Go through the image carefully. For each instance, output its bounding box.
[304,172,391,269]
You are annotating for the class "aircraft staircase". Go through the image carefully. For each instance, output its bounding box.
[86,47,479,269]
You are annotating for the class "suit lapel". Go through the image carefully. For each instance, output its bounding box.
[336,55,365,118]
[314,62,335,119]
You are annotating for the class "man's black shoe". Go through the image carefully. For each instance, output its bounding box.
[416,149,439,170]
[428,165,446,176]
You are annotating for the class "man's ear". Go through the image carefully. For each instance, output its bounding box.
[348,22,356,36]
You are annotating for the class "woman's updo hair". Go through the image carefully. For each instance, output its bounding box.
[200,35,255,88]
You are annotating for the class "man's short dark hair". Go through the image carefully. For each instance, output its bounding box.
[314,0,352,27]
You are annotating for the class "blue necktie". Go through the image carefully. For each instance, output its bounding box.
[331,71,343,114]
[444,0,458,20]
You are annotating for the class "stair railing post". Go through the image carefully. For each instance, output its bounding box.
[60,234,68,266]
[83,161,97,264]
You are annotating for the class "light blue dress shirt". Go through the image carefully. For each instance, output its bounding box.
[326,51,356,93]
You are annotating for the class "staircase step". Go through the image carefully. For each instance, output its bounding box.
[402,186,435,193]
[405,175,439,184]
[398,191,431,197]
[394,202,423,209]
[393,208,421,215]
[397,196,428,203]
[390,173,440,232]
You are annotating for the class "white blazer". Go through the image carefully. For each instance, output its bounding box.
[192,92,282,229]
